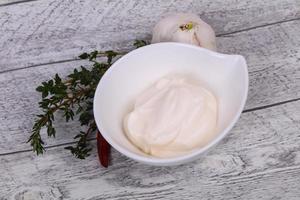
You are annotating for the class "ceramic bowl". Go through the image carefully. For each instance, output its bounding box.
[94,42,248,166]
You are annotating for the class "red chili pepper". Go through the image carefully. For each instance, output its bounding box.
[96,130,111,168]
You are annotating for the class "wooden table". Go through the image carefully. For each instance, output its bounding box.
[1,0,300,199]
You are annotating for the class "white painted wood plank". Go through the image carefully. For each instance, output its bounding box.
[0,0,299,71]
[0,59,89,154]
[0,101,299,199]
[0,19,299,154]
[218,20,300,109]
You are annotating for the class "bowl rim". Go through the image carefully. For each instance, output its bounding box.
[93,42,249,165]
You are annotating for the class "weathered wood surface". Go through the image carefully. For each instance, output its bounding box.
[0,0,299,71]
[1,101,300,199]
[1,0,300,199]
[0,19,299,154]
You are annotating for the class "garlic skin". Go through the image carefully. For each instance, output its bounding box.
[152,13,217,51]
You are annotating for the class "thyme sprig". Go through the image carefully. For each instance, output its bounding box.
[28,40,148,159]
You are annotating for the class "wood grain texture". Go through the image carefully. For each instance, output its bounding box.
[218,20,300,109]
[0,59,92,154]
[0,101,299,199]
[1,1,300,199]
[0,0,299,71]
[0,19,299,154]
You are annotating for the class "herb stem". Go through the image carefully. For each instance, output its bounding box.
[29,40,149,160]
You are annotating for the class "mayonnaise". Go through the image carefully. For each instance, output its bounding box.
[123,76,218,157]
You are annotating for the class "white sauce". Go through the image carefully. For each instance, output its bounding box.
[123,76,218,157]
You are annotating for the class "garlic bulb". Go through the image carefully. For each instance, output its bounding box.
[152,13,217,51]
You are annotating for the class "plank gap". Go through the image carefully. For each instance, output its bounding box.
[0,58,80,75]
[0,138,96,157]
[243,98,300,113]
[0,0,37,7]
[217,17,300,37]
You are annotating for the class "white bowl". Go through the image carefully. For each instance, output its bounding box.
[94,42,248,166]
